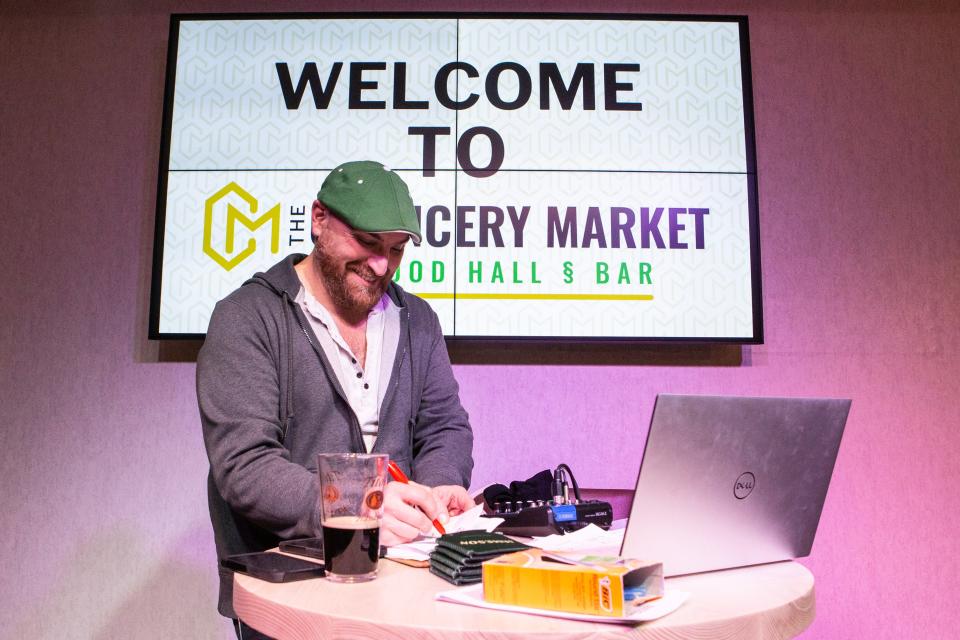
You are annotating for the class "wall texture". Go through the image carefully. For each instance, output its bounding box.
[1,1,957,638]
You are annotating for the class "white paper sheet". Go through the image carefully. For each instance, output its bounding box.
[385,504,503,561]
[525,523,625,553]
[435,583,689,624]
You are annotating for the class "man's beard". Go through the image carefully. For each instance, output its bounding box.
[314,235,389,316]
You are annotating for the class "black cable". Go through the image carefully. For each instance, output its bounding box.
[554,463,582,501]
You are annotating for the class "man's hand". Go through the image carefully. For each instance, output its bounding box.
[429,484,474,518]
[380,482,474,546]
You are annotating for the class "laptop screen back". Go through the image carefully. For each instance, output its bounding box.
[620,394,849,575]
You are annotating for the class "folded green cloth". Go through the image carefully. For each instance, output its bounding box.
[428,552,483,582]
[436,530,530,561]
[429,564,481,585]
[429,530,530,585]
[431,546,486,569]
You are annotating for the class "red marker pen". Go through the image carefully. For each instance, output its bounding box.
[386,460,446,535]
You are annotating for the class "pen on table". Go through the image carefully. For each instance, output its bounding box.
[386,460,447,535]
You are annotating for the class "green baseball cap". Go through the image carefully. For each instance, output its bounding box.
[317,161,422,244]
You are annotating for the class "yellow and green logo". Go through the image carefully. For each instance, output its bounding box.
[203,182,281,271]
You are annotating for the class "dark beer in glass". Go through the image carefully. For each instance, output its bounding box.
[322,516,379,579]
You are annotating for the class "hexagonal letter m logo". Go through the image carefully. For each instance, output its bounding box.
[203,182,281,271]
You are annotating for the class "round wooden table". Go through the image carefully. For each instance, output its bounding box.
[234,558,815,639]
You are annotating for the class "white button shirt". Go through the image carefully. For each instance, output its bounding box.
[296,287,399,452]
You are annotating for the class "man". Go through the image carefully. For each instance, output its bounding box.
[197,161,474,636]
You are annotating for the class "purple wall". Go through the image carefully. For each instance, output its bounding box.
[2,1,957,637]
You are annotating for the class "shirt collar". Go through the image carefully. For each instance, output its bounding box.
[297,287,393,326]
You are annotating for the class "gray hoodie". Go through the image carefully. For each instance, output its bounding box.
[197,254,473,617]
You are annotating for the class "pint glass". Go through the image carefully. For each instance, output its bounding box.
[317,453,387,582]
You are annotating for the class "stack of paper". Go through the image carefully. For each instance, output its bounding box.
[386,504,502,562]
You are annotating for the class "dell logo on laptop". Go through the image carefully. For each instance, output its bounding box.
[734,472,756,499]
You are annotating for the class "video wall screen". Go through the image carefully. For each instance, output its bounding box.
[150,13,762,341]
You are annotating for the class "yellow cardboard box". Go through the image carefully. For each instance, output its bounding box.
[482,549,664,617]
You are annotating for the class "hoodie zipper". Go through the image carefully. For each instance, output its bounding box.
[288,296,366,453]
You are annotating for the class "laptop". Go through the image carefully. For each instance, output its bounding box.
[620,394,850,575]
